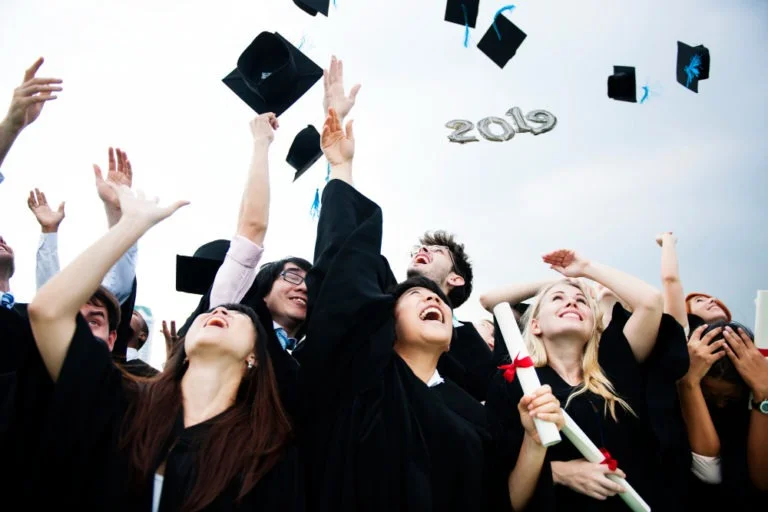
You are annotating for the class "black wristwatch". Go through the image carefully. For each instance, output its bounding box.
[752,398,768,415]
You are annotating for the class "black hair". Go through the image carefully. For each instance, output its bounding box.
[88,285,122,333]
[703,320,755,387]
[252,257,312,298]
[416,231,473,308]
[390,276,453,309]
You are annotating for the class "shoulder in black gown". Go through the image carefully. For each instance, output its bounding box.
[298,180,511,512]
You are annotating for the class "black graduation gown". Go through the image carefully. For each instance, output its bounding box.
[300,180,510,512]
[486,303,690,512]
[437,321,496,402]
[22,314,304,511]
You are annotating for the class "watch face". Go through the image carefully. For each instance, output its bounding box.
[760,401,768,414]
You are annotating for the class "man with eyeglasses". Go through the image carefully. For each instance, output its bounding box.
[407,233,496,401]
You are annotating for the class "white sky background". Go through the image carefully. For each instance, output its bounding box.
[0,0,766,367]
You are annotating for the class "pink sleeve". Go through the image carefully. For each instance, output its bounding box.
[209,235,264,307]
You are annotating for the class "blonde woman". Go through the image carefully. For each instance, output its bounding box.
[484,249,689,511]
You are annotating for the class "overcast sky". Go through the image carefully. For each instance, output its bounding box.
[1,0,766,366]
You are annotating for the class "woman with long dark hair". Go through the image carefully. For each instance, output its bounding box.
[25,184,302,511]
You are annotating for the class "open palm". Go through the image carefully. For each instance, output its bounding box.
[542,249,590,278]
[27,188,65,231]
[322,56,361,120]
[112,184,189,228]
[321,108,355,166]
[94,147,133,209]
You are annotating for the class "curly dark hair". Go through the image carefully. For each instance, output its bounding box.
[418,231,473,308]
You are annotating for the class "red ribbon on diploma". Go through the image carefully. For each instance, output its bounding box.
[498,353,534,383]
[600,448,618,471]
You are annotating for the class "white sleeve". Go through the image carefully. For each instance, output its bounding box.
[36,232,60,289]
[101,244,137,304]
[690,452,722,484]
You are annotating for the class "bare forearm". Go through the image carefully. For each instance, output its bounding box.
[0,119,21,167]
[660,241,688,328]
[104,205,122,228]
[508,434,548,511]
[677,379,721,456]
[582,261,661,312]
[480,280,553,312]
[330,162,353,186]
[237,140,270,244]
[747,408,768,490]
[31,217,149,323]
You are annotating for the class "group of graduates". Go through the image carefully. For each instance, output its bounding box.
[0,54,767,512]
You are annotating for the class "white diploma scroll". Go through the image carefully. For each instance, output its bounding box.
[561,411,651,512]
[493,303,562,447]
[755,290,768,351]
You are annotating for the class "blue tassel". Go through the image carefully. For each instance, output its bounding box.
[461,4,470,47]
[325,162,331,183]
[333,0,337,7]
[297,35,306,50]
[310,188,321,219]
[493,5,516,40]
[684,54,702,88]
[639,85,650,104]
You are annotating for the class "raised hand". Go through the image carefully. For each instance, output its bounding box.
[111,184,189,229]
[321,108,354,166]
[27,188,65,233]
[517,385,564,445]
[94,147,133,210]
[250,112,279,144]
[4,57,62,133]
[722,326,768,399]
[552,459,627,501]
[682,325,726,384]
[656,231,677,247]
[162,320,179,358]
[543,249,590,278]
[322,56,361,121]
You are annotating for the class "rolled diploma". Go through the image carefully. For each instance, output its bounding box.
[493,303,561,447]
[755,291,768,350]
[562,411,651,512]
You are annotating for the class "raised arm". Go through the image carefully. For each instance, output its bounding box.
[27,185,188,381]
[207,114,276,307]
[543,249,663,362]
[0,58,62,172]
[656,232,688,332]
[479,280,554,312]
[94,148,138,302]
[28,188,65,289]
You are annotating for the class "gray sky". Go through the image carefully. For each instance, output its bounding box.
[1,0,766,366]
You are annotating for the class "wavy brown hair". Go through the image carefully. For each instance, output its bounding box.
[119,303,292,511]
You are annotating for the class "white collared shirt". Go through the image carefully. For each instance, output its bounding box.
[427,369,445,388]
[126,347,140,362]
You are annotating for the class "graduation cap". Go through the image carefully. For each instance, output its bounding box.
[287,125,323,181]
[607,66,637,103]
[293,0,329,17]
[477,7,527,68]
[445,0,479,28]
[676,41,710,93]
[176,240,230,295]
[222,32,323,117]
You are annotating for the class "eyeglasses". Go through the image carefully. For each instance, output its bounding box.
[280,269,306,286]
[410,245,463,279]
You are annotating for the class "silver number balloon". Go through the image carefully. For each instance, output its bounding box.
[525,110,557,135]
[445,120,479,144]
[477,116,515,142]
[505,107,532,133]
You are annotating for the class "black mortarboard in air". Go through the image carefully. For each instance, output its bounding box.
[293,0,329,17]
[176,240,230,295]
[287,125,323,181]
[607,66,637,103]
[676,41,710,93]
[445,0,479,28]
[477,13,527,68]
[222,32,323,117]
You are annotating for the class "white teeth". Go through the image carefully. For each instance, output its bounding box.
[561,312,580,320]
[291,298,306,306]
[420,307,443,322]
